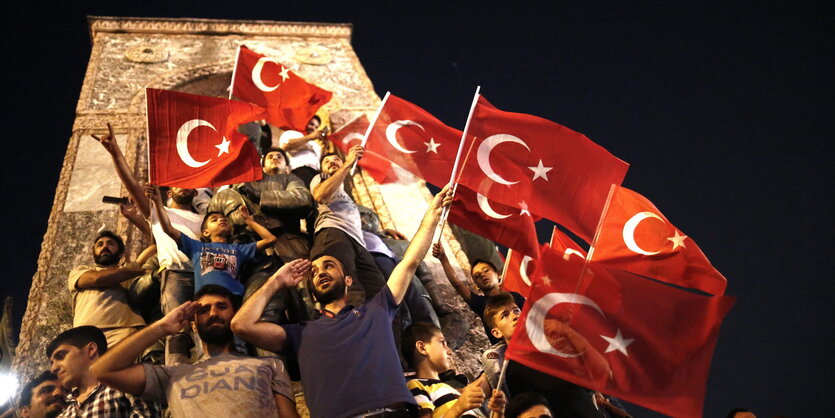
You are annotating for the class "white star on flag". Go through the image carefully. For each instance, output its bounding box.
[519,200,531,216]
[424,138,441,154]
[528,159,553,181]
[600,329,635,356]
[667,230,688,250]
[541,274,552,287]
[215,137,231,156]
[279,66,291,81]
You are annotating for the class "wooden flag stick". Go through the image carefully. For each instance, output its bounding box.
[228,45,242,100]
[489,359,510,418]
[350,91,391,175]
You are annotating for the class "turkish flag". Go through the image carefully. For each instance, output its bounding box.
[447,185,540,258]
[329,115,395,183]
[506,245,735,418]
[365,94,463,188]
[591,185,728,295]
[456,96,629,243]
[502,227,586,297]
[231,45,332,131]
[146,88,266,188]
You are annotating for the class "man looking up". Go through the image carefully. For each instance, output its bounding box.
[91,284,299,418]
[47,326,160,417]
[232,185,454,418]
[18,371,67,418]
[308,145,387,305]
[68,231,146,348]
[94,122,204,364]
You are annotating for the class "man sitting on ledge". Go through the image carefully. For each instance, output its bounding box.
[232,185,453,418]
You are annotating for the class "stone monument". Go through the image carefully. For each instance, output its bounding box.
[14,16,488,388]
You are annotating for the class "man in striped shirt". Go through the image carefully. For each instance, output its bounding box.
[402,322,504,417]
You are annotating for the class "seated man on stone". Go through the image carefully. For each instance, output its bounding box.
[308,145,387,306]
[148,185,276,298]
[47,326,160,417]
[91,284,298,418]
[433,243,525,343]
[18,371,67,418]
[68,231,146,348]
[232,186,453,418]
[278,115,328,187]
[94,123,205,364]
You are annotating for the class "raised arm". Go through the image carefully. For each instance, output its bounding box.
[119,201,152,238]
[311,145,363,204]
[279,127,324,152]
[145,185,181,242]
[238,205,276,251]
[388,185,453,304]
[91,301,199,396]
[93,123,151,217]
[432,242,473,302]
[231,259,310,352]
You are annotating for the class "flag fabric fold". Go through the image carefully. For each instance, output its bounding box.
[456,96,629,242]
[232,45,332,131]
[328,115,395,183]
[591,185,728,295]
[146,88,266,188]
[506,245,734,418]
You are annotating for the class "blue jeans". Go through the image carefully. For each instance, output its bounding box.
[161,269,195,365]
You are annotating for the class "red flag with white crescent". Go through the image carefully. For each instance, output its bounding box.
[502,228,586,296]
[447,184,540,258]
[146,88,266,188]
[591,185,728,295]
[329,115,395,183]
[506,245,735,418]
[232,45,332,131]
[456,95,629,243]
[365,94,463,188]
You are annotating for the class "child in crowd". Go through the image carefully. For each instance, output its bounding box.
[403,322,505,417]
[147,185,276,296]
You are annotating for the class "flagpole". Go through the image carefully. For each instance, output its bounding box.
[489,359,509,418]
[572,183,617,295]
[436,86,481,240]
[350,91,390,175]
[228,45,242,100]
[144,88,153,185]
[499,248,512,287]
[549,225,558,247]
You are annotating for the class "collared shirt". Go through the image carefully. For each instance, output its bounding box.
[59,383,160,418]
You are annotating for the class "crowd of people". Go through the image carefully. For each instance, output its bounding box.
[14,115,655,418]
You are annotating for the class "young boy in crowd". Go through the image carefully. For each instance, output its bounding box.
[402,322,504,417]
[147,185,276,297]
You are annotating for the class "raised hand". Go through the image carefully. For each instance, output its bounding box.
[237,204,253,221]
[345,144,365,166]
[429,184,454,215]
[91,123,118,153]
[269,259,311,290]
[432,242,447,260]
[144,184,162,204]
[158,301,200,335]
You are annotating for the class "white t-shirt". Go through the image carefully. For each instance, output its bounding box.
[279,130,322,171]
[150,205,203,271]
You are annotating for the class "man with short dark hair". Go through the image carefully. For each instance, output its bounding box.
[91,284,299,418]
[68,231,146,348]
[47,326,159,417]
[233,186,453,418]
[278,115,328,187]
[18,371,67,418]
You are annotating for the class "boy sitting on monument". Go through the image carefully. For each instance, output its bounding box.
[147,185,276,297]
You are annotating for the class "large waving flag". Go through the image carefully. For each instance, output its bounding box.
[364,94,463,187]
[506,245,735,418]
[231,45,332,131]
[502,227,588,296]
[456,96,629,243]
[329,115,394,183]
[146,88,266,188]
[590,185,728,295]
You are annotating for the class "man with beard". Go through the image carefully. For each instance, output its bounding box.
[18,371,67,418]
[307,145,388,306]
[232,186,453,418]
[68,231,146,348]
[94,122,204,364]
[91,284,299,418]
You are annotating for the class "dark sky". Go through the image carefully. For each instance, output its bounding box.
[2,2,832,417]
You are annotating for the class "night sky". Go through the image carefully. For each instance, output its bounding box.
[1,2,832,417]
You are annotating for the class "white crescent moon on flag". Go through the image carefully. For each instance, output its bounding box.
[342,132,364,146]
[622,211,665,255]
[525,292,605,358]
[252,57,282,92]
[476,192,511,219]
[519,256,533,286]
[176,119,214,168]
[385,120,421,154]
[477,134,531,186]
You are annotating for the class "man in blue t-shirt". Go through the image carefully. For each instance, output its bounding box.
[147,185,276,296]
[233,185,454,418]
